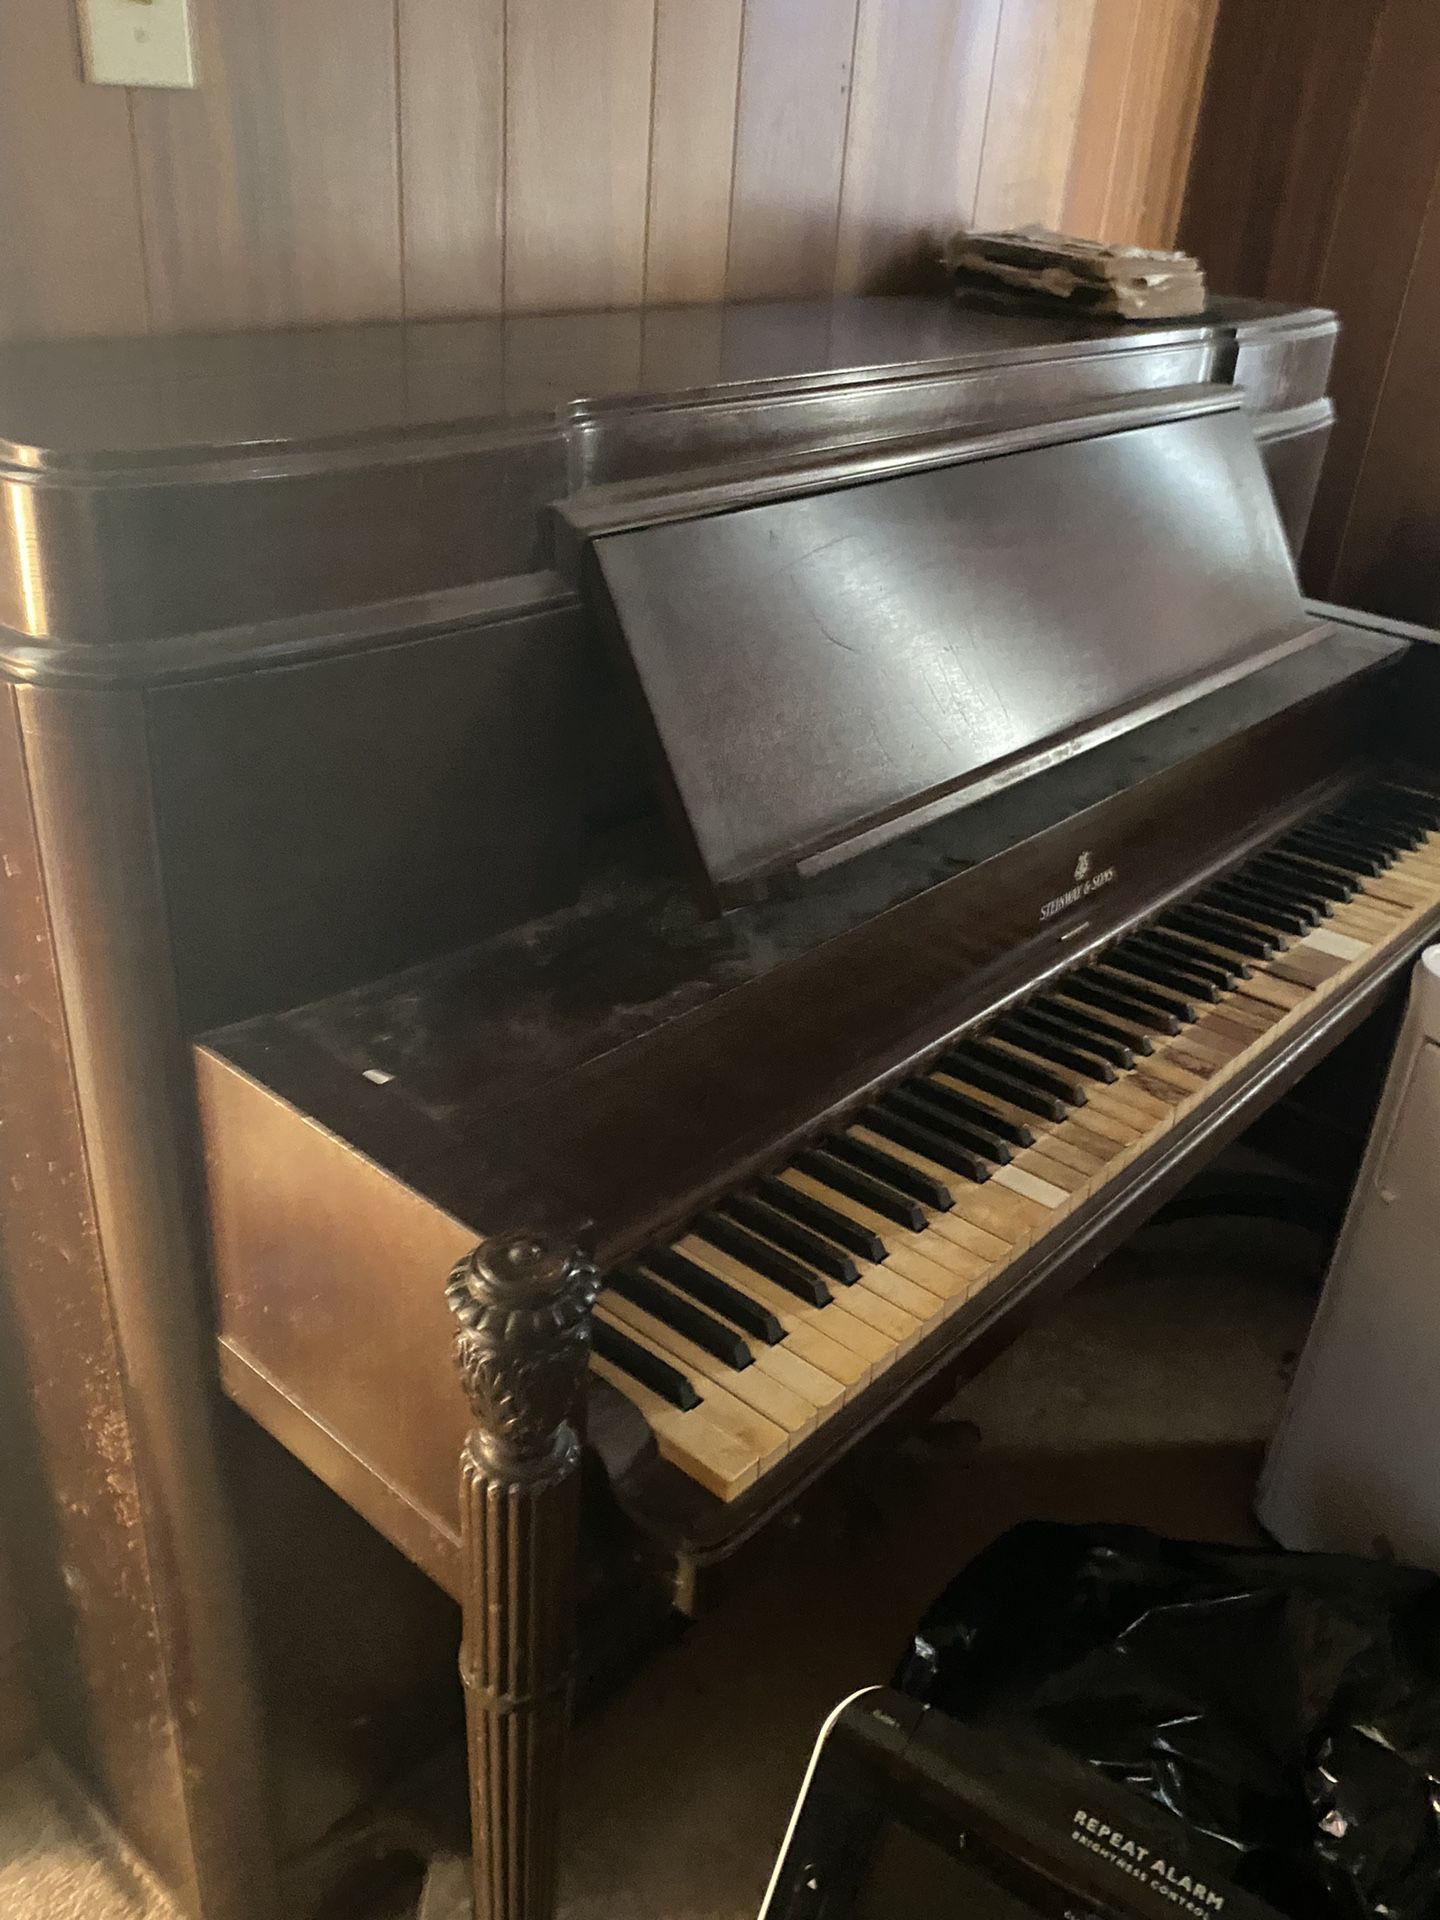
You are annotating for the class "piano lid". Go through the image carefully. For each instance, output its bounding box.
[568,387,1322,907]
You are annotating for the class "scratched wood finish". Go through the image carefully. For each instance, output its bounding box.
[0,3,1219,365]
[1179,0,1440,622]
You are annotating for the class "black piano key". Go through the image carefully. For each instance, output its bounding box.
[1207,873,1317,924]
[1200,885,1312,937]
[1016,1001,1134,1069]
[1108,943,1224,1001]
[593,1318,701,1411]
[823,1134,953,1211]
[910,1076,1035,1146]
[1125,929,1244,988]
[1366,790,1440,832]
[935,1050,1069,1122]
[1032,993,1154,1056]
[1087,963,1198,1020]
[794,1148,928,1231]
[694,1213,832,1307]
[1326,809,1422,853]
[1139,924,1253,979]
[1274,839,1380,888]
[720,1194,859,1284]
[1355,810,1434,851]
[643,1248,784,1346]
[1160,905,1277,959]
[755,1176,888,1264]
[1284,829,1385,878]
[863,1101,991,1183]
[879,1086,1012,1163]
[1240,859,1341,913]
[1308,817,1398,859]
[1250,848,1356,901]
[1062,974,1182,1036]
[993,1014,1117,1083]
[954,1038,1086,1107]
[609,1267,753,1370]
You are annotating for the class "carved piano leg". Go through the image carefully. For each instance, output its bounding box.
[446,1235,601,1920]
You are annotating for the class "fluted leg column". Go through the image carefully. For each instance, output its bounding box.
[446,1235,600,1920]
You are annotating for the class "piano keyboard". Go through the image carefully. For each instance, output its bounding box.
[589,785,1440,1501]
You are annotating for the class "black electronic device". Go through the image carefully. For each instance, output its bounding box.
[760,1687,1284,1920]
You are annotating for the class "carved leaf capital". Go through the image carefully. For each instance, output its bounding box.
[446,1232,600,1469]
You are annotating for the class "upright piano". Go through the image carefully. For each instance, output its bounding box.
[4,295,1437,1920]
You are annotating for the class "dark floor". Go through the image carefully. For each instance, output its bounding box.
[3,1216,1320,1920]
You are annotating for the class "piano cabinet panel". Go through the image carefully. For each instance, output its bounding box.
[1255,406,1333,556]
[0,430,566,647]
[148,599,599,1033]
[200,1046,477,1590]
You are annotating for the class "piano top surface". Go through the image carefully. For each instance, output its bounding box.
[0,293,1325,470]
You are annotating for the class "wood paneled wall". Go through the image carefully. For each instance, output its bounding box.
[0,0,1215,342]
[1180,0,1440,623]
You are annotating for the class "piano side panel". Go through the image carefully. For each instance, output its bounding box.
[1255,403,1333,555]
[198,1049,475,1589]
[0,431,564,646]
[0,682,270,1919]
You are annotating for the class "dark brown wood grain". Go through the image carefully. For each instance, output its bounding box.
[0,686,266,1918]
[1178,0,1440,620]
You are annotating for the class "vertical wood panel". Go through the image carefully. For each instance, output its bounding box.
[131,0,402,331]
[504,0,656,312]
[1332,172,1440,617]
[1179,0,1312,295]
[1064,0,1142,241]
[1302,0,1440,594]
[644,0,745,304]
[972,0,1098,232]
[0,4,1217,343]
[1143,0,1219,247]
[399,0,506,319]
[834,0,1003,293]
[726,0,862,301]
[0,0,148,340]
[1101,1,1181,245]
[1316,1,1440,607]
[1258,0,1384,302]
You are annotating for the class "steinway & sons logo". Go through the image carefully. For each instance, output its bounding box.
[1039,848,1117,923]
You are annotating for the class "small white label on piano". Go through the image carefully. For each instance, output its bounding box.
[1300,928,1369,962]
[994,1165,1068,1209]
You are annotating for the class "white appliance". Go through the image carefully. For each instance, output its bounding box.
[1258,945,1440,1562]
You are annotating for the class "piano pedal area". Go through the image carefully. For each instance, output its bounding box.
[587,781,1440,1505]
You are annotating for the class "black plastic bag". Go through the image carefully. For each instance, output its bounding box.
[897,1521,1440,1920]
